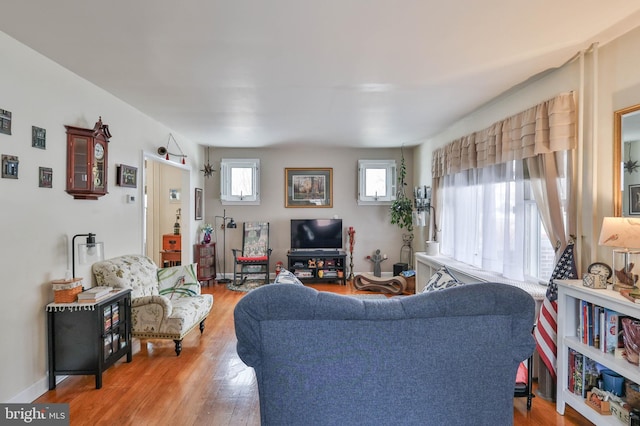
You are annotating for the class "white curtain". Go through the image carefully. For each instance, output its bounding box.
[440,160,526,281]
[433,92,576,266]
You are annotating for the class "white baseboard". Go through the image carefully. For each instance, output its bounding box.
[6,374,66,403]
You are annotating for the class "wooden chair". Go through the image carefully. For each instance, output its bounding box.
[232,222,272,284]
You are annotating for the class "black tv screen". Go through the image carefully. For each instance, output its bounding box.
[291,219,343,250]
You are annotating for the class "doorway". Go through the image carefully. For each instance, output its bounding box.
[143,153,191,266]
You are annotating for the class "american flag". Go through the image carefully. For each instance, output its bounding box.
[533,242,577,380]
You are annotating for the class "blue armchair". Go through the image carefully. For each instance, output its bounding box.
[234,282,535,425]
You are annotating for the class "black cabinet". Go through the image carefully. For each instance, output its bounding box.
[47,289,132,389]
[287,252,346,285]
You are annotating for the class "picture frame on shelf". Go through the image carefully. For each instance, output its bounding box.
[285,167,333,208]
[116,164,137,188]
[2,154,19,178]
[39,167,52,188]
[195,187,203,220]
[32,126,46,149]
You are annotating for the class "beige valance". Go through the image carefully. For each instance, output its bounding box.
[432,92,576,178]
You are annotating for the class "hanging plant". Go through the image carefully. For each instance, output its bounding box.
[390,149,414,233]
[625,142,639,173]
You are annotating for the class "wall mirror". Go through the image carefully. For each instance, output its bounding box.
[615,104,640,217]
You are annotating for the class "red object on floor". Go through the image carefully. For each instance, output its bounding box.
[516,362,528,384]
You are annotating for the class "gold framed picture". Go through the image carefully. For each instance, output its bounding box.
[285,167,333,208]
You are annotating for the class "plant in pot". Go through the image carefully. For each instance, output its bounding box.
[390,151,413,233]
[390,150,415,267]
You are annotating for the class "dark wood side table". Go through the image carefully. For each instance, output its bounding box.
[47,289,132,389]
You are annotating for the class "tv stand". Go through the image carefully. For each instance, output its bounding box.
[287,251,346,285]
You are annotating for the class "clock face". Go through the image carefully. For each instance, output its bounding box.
[587,262,613,279]
[94,143,104,160]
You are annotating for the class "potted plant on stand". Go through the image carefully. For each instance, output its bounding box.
[390,149,414,268]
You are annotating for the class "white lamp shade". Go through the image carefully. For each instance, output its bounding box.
[599,217,640,249]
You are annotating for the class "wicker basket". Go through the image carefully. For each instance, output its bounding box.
[52,278,83,303]
[626,380,640,410]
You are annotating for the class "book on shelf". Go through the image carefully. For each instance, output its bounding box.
[599,308,606,353]
[568,348,583,396]
[577,301,622,353]
[604,308,621,355]
[567,348,602,398]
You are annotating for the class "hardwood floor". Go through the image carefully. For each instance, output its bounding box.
[36,282,593,425]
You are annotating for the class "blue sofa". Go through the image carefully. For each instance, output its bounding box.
[234,283,536,425]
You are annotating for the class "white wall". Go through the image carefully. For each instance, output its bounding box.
[203,147,418,278]
[0,31,205,402]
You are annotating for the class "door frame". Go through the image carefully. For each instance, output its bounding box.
[141,151,192,266]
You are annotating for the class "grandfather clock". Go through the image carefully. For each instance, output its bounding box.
[65,117,112,200]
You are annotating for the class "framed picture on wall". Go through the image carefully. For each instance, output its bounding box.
[116,164,138,188]
[630,184,640,215]
[195,188,203,220]
[32,126,46,149]
[39,167,52,188]
[169,188,181,203]
[285,167,333,208]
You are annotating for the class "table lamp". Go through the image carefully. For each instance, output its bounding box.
[72,233,104,278]
[598,217,640,291]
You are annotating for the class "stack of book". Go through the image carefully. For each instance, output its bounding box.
[578,300,624,354]
[77,286,114,303]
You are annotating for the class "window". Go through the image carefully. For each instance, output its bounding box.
[440,159,567,283]
[220,158,260,204]
[358,160,396,204]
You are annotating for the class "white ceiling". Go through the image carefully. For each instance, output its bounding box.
[1,1,640,148]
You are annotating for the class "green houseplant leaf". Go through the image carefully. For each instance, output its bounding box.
[390,150,414,233]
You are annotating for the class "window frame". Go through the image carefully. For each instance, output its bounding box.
[357,159,397,205]
[220,158,260,205]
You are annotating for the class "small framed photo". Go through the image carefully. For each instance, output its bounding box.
[32,126,46,149]
[2,155,19,178]
[630,184,640,215]
[195,188,203,220]
[39,167,52,188]
[116,164,138,188]
[285,167,333,208]
[169,188,181,203]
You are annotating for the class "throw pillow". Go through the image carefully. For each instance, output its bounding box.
[422,266,463,292]
[273,268,304,285]
[158,263,199,299]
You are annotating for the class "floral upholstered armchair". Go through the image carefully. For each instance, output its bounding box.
[92,254,213,355]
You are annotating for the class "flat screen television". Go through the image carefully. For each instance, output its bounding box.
[291,219,343,251]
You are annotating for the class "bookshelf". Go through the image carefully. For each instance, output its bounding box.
[194,243,216,285]
[47,289,132,389]
[556,279,640,424]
